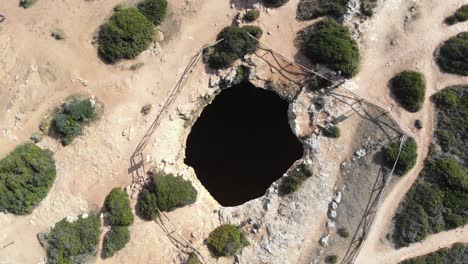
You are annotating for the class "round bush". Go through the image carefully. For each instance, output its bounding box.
[325,255,338,264]
[432,88,459,108]
[297,0,349,21]
[244,9,260,22]
[390,71,426,112]
[152,174,197,211]
[0,143,56,215]
[436,32,468,76]
[302,18,360,77]
[383,137,418,176]
[45,213,101,264]
[137,188,159,220]
[263,0,289,7]
[207,224,249,257]
[105,188,134,226]
[186,252,202,264]
[53,113,81,138]
[323,125,340,138]
[63,98,95,123]
[102,226,130,258]
[444,5,468,25]
[137,0,168,25]
[208,26,263,69]
[338,227,350,238]
[98,8,155,63]
[279,173,307,195]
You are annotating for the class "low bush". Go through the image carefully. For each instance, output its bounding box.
[45,213,101,264]
[393,202,430,247]
[98,8,154,63]
[432,86,467,161]
[137,189,159,220]
[207,224,249,257]
[0,143,56,215]
[360,0,378,17]
[102,226,130,258]
[244,9,260,22]
[390,71,426,112]
[52,97,97,145]
[301,18,360,77]
[152,174,197,211]
[436,32,468,76]
[279,163,313,195]
[297,0,349,21]
[338,227,350,238]
[186,252,202,264]
[400,243,467,264]
[444,5,468,25]
[105,188,134,227]
[323,125,340,138]
[208,26,262,69]
[137,0,168,25]
[19,0,37,8]
[383,137,418,176]
[263,0,289,7]
[325,255,338,264]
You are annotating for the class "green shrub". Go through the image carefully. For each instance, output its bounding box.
[105,188,134,226]
[19,0,37,8]
[400,243,467,264]
[383,137,418,176]
[360,0,378,17]
[436,32,468,76]
[102,226,130,258]
[45,213,101,264]
[208,26,262,69]
[137,188,159,220]
[244,9,260,22]
[432,88,459,108]
[323,125,340,138]
[186,252,202,264]
[444,5,468,25]
[98,8,154,63]
[390,71,426,112]
[207,224,249,257]
[393,202,429,247]
[301,18,360,77]
[137,0,168,25]
[325,255,338,264]
[297,0,349,21]
[338,227,349,238]
[263,0,289,7]
[0,143,56,215]
[279,164,312,195]
[52,98,97,145]
[424,158,467,191]
[152,174,197,211]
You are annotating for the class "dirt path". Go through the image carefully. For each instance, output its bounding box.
[350,0,468,263]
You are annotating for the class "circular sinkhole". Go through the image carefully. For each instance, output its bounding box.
[185,82,304,206]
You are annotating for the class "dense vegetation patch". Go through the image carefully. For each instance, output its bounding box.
[0,143,56,215]
[44,213,101,264]
[98,8,154,63]
[102,226,130,258]
[207,224,249,257]
[436,32,468,76]
[279,163,313,195]
[444,5,468,25]
[431,86,467,162]
[105,188,134,227]
[207,26,262,69]
[392,87,467,248]
[137,0,168,25]
[390,71,426,112]
[102,188,133,258]
[137,173,197,220]
[301,18,359,77]
[244,9,260,22]
[52,97,98,145]
[263,0,289,7]
[297,0,349,21]
[383,137,418,176]
[400,243,467,264]
[186,253,202,264]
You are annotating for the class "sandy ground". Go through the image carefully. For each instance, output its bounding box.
[0,0,467,263]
